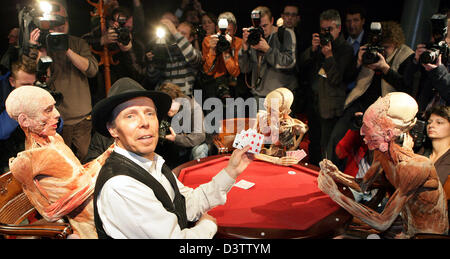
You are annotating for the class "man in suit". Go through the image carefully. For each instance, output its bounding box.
[345,4,369,56]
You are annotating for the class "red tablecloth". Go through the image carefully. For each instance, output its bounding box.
[178,157,341,231]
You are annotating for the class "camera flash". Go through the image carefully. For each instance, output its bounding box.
[156,27,166,39]
[218,19,228,30]
[370,22,382,31]
[39,1,52,14]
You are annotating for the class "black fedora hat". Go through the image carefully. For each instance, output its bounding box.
[92,77,172,137]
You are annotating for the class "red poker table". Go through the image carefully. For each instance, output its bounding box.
[173,155,353,239]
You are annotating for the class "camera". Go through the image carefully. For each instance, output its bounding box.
[362,22,384,65]
[146,26,172,67]
[409,119,426,150]
[216,19,231,55]
[193,24,207,43]
[319,27,333,46]
[159,119,172,139]
[247,10,264,46]
[420,41,449,64]
[35,56,63,106]
[419,14,449,65]
[113,15,131,46]
[18,2,68,52]
[46,32,68,51]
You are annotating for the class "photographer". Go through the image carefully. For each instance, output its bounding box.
[238,6,297,101]
[325,21,414,168]
[24,1,98,162]
[145,18,202,97]
[0,28,20,75]
[299,9,356,166]
[404,14,450,118]
[157,83,208,169]
[175,0,205,25]
[83,5,147,88]
[106,7,146,83]
[202,12,242,100]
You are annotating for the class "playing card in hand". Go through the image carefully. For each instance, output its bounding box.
[233,131,244,149]
[232,129,264,154]
[244,129,264,154]
[286,149,307,162]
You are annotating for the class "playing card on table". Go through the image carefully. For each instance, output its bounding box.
[286,149,307,161]
[234,179,255,190]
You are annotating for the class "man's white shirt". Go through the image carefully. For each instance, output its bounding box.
[97,145,236,239]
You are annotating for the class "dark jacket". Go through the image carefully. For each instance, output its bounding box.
[238,28,298,97]
[419,147,450,186]
[404,62,450,116]
[300,34,357,119]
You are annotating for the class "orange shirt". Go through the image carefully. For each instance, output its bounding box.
[202,35,243,78]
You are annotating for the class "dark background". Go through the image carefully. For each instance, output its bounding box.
[0,0,449,55]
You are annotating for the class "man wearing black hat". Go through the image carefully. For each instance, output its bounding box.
[92,77,253,239]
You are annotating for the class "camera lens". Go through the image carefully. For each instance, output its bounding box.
[319,33,332,46]
[419,50,437,65]
[248,27,263,46]
[362,50,380,65]
[216,35,231,54]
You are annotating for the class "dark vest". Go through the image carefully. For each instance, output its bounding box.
[93,152,188,239]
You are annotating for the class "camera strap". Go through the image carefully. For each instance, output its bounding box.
[245,54,263,89]
[207,57,218,73]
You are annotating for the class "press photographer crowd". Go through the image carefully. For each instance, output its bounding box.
[0,0,449,240]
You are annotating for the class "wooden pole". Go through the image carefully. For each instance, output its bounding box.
[86,0,118,94]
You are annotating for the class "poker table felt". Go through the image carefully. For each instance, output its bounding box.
[174,155,352,239]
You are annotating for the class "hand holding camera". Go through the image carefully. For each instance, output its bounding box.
[366,52,390,73]
[245,10,265,47]
[210,18,232,55]
[414,44,442,71]
[360,22,385,67]
[29,27,68,53]
[101,28,118,46]
[112,15,131,46]
[160,19,178,36]
[252,37,270,53]
[417,14,449,67]
[320,29,333,58]
[312,31,333,58]
[311,33,321,52]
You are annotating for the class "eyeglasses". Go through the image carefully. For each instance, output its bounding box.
[282,13,298,17]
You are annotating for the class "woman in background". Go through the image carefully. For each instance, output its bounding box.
[419,105,450,197]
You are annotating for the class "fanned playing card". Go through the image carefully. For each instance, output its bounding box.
[232,131,244,149]
[286,149,307,161]
[247,130,264,154]
[232,129,264,154]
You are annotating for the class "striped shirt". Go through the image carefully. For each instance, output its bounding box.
[149,32,202,97]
